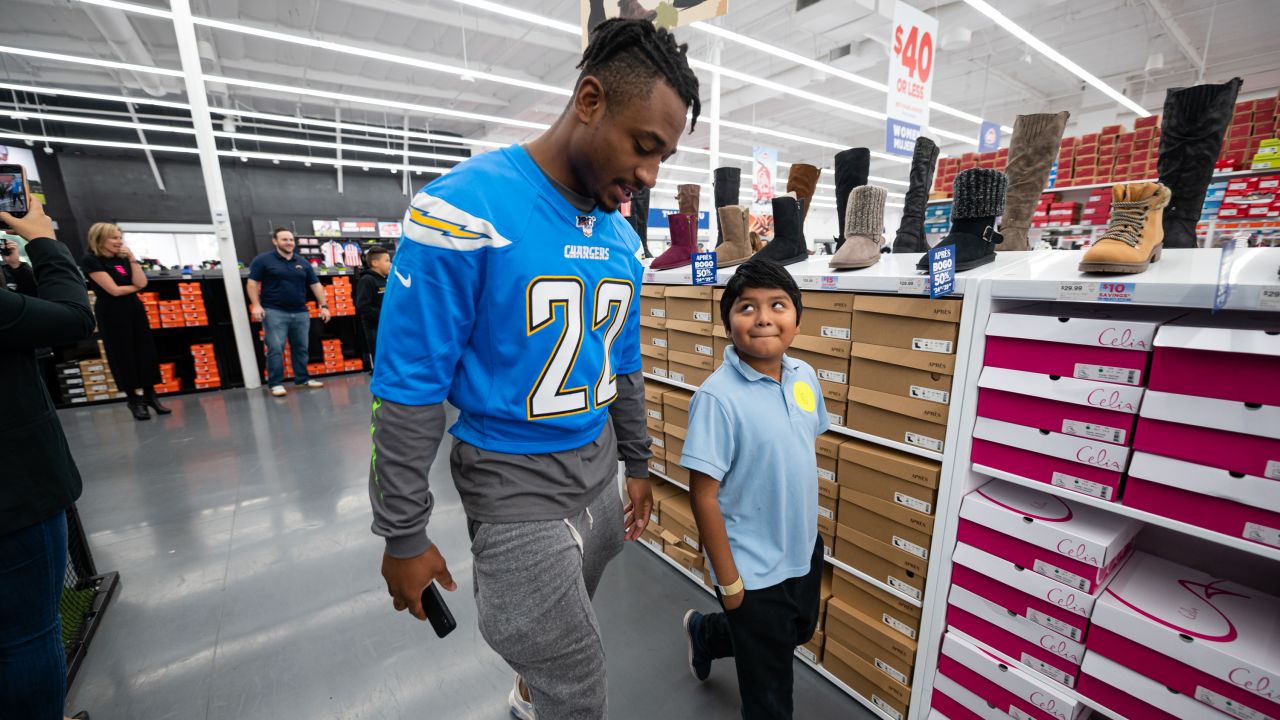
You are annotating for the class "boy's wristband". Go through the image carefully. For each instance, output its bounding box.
[719,576,744,596]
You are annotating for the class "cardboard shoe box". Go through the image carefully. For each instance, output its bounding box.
[664,286,714,324]
[852,294,961,354]
[846,395,947,454]
[832,566,922,641]
[797,628,824,665]
[840,484,934,540]
[825,597,916,705]
[838,438,942,490]
[839,459,938,517]
[666,319,715,358]
[663,424,690,486]
[850,339,957,378]
[640,284,667,319]
[658,491,701,552]
[667,350,714,387]
[838,495,931,575]
[644,383,665,423]
[821,634,910,720]
[833,522,927,600]
[849,355,953,422]
[788,334,852,386]
[662,389,693,429]
[640,343,668,378]
[647,443,668,479]
[815,433,843,486]
[799,291,855,341]
[640,315,668,351]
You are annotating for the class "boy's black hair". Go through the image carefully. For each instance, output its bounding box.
[719,258,803,328]
[364,244,390,262]
[577,18,701,131]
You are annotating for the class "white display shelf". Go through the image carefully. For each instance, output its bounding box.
[974,464,1280,563]
[926,167,1279,205]
[642,372,699,393]
[825,555,924,609]
[944,628,1132,720]
[637,534,712,593]
[648,468,688,491]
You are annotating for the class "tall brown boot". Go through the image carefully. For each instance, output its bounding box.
[677,184,700,216]
[785,163,820,221]
[999,111,1069,251]
[1078,182,1172,274]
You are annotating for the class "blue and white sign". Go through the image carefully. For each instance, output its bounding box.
[885,1,937,156]
[927,244,955,298]
[649,208,711,229]
[692,252,717,286]
[1213,232,1250,313]
[886,120,921,157]
[979,121,1002,152]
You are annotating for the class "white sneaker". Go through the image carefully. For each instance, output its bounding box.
[508,675,535,720]
[269,386,287,397]
[301,379,324,389]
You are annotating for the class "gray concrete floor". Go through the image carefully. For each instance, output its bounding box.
[59,374,871,720]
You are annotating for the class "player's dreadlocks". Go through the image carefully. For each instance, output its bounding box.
[577,17,702,131]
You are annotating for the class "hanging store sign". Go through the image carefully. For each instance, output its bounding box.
[979,120,1002,153]
[885,1,938,157]
[581,0,729,48]
[752,145,777,240]
[378,222,402,238]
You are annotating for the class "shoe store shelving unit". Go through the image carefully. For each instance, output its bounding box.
[636,246,1280,720]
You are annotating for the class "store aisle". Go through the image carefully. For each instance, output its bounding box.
[57,375,870,720]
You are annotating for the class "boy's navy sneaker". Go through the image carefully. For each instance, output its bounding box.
[683,609,712,681]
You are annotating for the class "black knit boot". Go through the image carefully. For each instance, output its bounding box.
[628,187,653,258]
[917,168,1007,272]
[144,387,172,415]
[1157,77,1242,248]
[894,137,939,253]
[833,148,870,249]
[713,167,741,246]
[748,193,808,267]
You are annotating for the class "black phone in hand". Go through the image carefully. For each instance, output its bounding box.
[421,581,456,638]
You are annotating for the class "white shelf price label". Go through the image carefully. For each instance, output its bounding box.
[1260,286,1280,310]
[1057,282,1097,301]
[898,277,926,294]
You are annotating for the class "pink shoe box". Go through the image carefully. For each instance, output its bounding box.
[1090,551,1280,720]
[1077,651,1228,720]
[1135,390,1280,480]
[952,542,1104,643]
[1150,311,1280,405]
[941,631,1089,720]
[977,367,1143,446]
[984,303,1184,387]
[957,480,1140,594]
[1125,452,1280,551]
[932,673,1020,720]
[948,584,1086,687]
[972,418,1129,502]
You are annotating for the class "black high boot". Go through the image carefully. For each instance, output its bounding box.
[894,137,940,253]
[917,168,1007,272]
[748,193,808,266]
[127,396,151,421]
[833,148,870,249]
[144,387,172,415]
[713,167,741,245]
[628,187,653,258]
[1157,77,1242,248]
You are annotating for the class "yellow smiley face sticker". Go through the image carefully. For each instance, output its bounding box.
[793,380,817,413]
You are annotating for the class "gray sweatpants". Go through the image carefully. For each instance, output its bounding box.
[466,473,625,720]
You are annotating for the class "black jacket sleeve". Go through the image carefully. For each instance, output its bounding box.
[355,274,380,325]
[0,238,96,350]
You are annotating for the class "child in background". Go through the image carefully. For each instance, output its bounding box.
[678,258,828,720]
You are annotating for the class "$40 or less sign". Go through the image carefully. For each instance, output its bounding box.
[884,2,938,156]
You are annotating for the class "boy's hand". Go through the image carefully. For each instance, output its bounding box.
[722,589,745,611]
[623,476,652,541]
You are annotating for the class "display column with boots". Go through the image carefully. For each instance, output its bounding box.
[830,185,887,270]
[999,111,1069,251]
[785,163,820,221]
[629,187,653,258]
[714,205,753,267]
[651,212,698,271]
[1078,182,1171,274]
[1157,77,1242,248]
[749,193,808,266]
[893,137,939,254]
[713,167,741,246]
[917,168,1007,272]
[833,148,870,249]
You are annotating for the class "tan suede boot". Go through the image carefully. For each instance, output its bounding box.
[1078,182,1172,274]
[785,163,820,220]
[677,184,700,216]
[714,205,753,267]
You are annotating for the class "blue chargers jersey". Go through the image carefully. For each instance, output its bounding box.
[371,145,644,455]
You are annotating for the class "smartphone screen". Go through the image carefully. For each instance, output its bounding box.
[0,165,29,218]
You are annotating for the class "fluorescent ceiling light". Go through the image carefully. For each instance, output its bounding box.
[2,109,195,135]
[0,81,191,110]
[718,118,909,164]
[437,0,580,35]
[962,0,1150,117]
[690,58,886,123]
[0,44,182,78]
[206,108,508,149]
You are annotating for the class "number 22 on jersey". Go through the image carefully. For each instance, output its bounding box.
[526,276,633,420]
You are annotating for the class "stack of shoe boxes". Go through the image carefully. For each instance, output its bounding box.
[54,361,88,403]
[796,566,833,666]
[932,631,1090,720]
[1124,311,1280,550]
[848,294,961,454]
[662,387,694,487]
[972,303,1184,501]
[1046,201,1081,227]
[191,343,219,389]
[154,362,180,394]
[794,291,856,426]
[1218,173,1280,221]
[657,490,710,588]
[79,357,124,402]
[1252,137,1280,170]
[815,432,842,551]
[640,285,668,378]
[664,286,715,386]
[1030,194,1055,228]
[1080,187,1112,226]
[1201,179,1229,223]
[318,276,356,317]
[923,204,951,235]
[177,282,208,326]
[139,291,161,329]
[1078,551,1280,720]
[638,480,684,554]
[932,157,958,196]
[824,566,918,720]
[1224,95,1280,170]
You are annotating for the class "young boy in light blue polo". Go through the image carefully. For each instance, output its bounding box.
[678,258,828,720]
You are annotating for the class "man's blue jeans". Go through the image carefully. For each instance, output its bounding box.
[0,511,68,720]
[263,307,311,387]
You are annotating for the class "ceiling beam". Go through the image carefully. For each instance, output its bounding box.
[1144,0,1204,71]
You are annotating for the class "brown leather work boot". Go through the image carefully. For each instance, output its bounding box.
[1078,182,1172,274]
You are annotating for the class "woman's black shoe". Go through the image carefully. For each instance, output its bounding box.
[144,389,172,415]
[72,712,91,720]
[128,399,151,421]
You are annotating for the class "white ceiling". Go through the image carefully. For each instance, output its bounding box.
[2,0,1277,191]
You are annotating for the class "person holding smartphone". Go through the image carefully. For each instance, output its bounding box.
[0,197,95,720]
[79,222,170,421]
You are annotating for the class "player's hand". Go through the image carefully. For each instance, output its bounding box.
[382,545,456,621]
[250,304,265,322]
[623,476,652,541]
[0,197,54,242]
[319,307,332,323]
[722,588,745,611]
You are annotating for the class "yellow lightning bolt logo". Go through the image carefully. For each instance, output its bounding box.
[408,208,492,240]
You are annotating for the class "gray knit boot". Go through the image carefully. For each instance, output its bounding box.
[916,168,1007,272]
[829,185,887,270]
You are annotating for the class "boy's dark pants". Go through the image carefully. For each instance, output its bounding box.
[696,536,825,720]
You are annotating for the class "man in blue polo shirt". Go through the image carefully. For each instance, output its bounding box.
[679,258,828,720]
[247,227,331,396]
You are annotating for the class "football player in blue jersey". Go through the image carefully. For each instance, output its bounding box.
[367,17,700,720]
